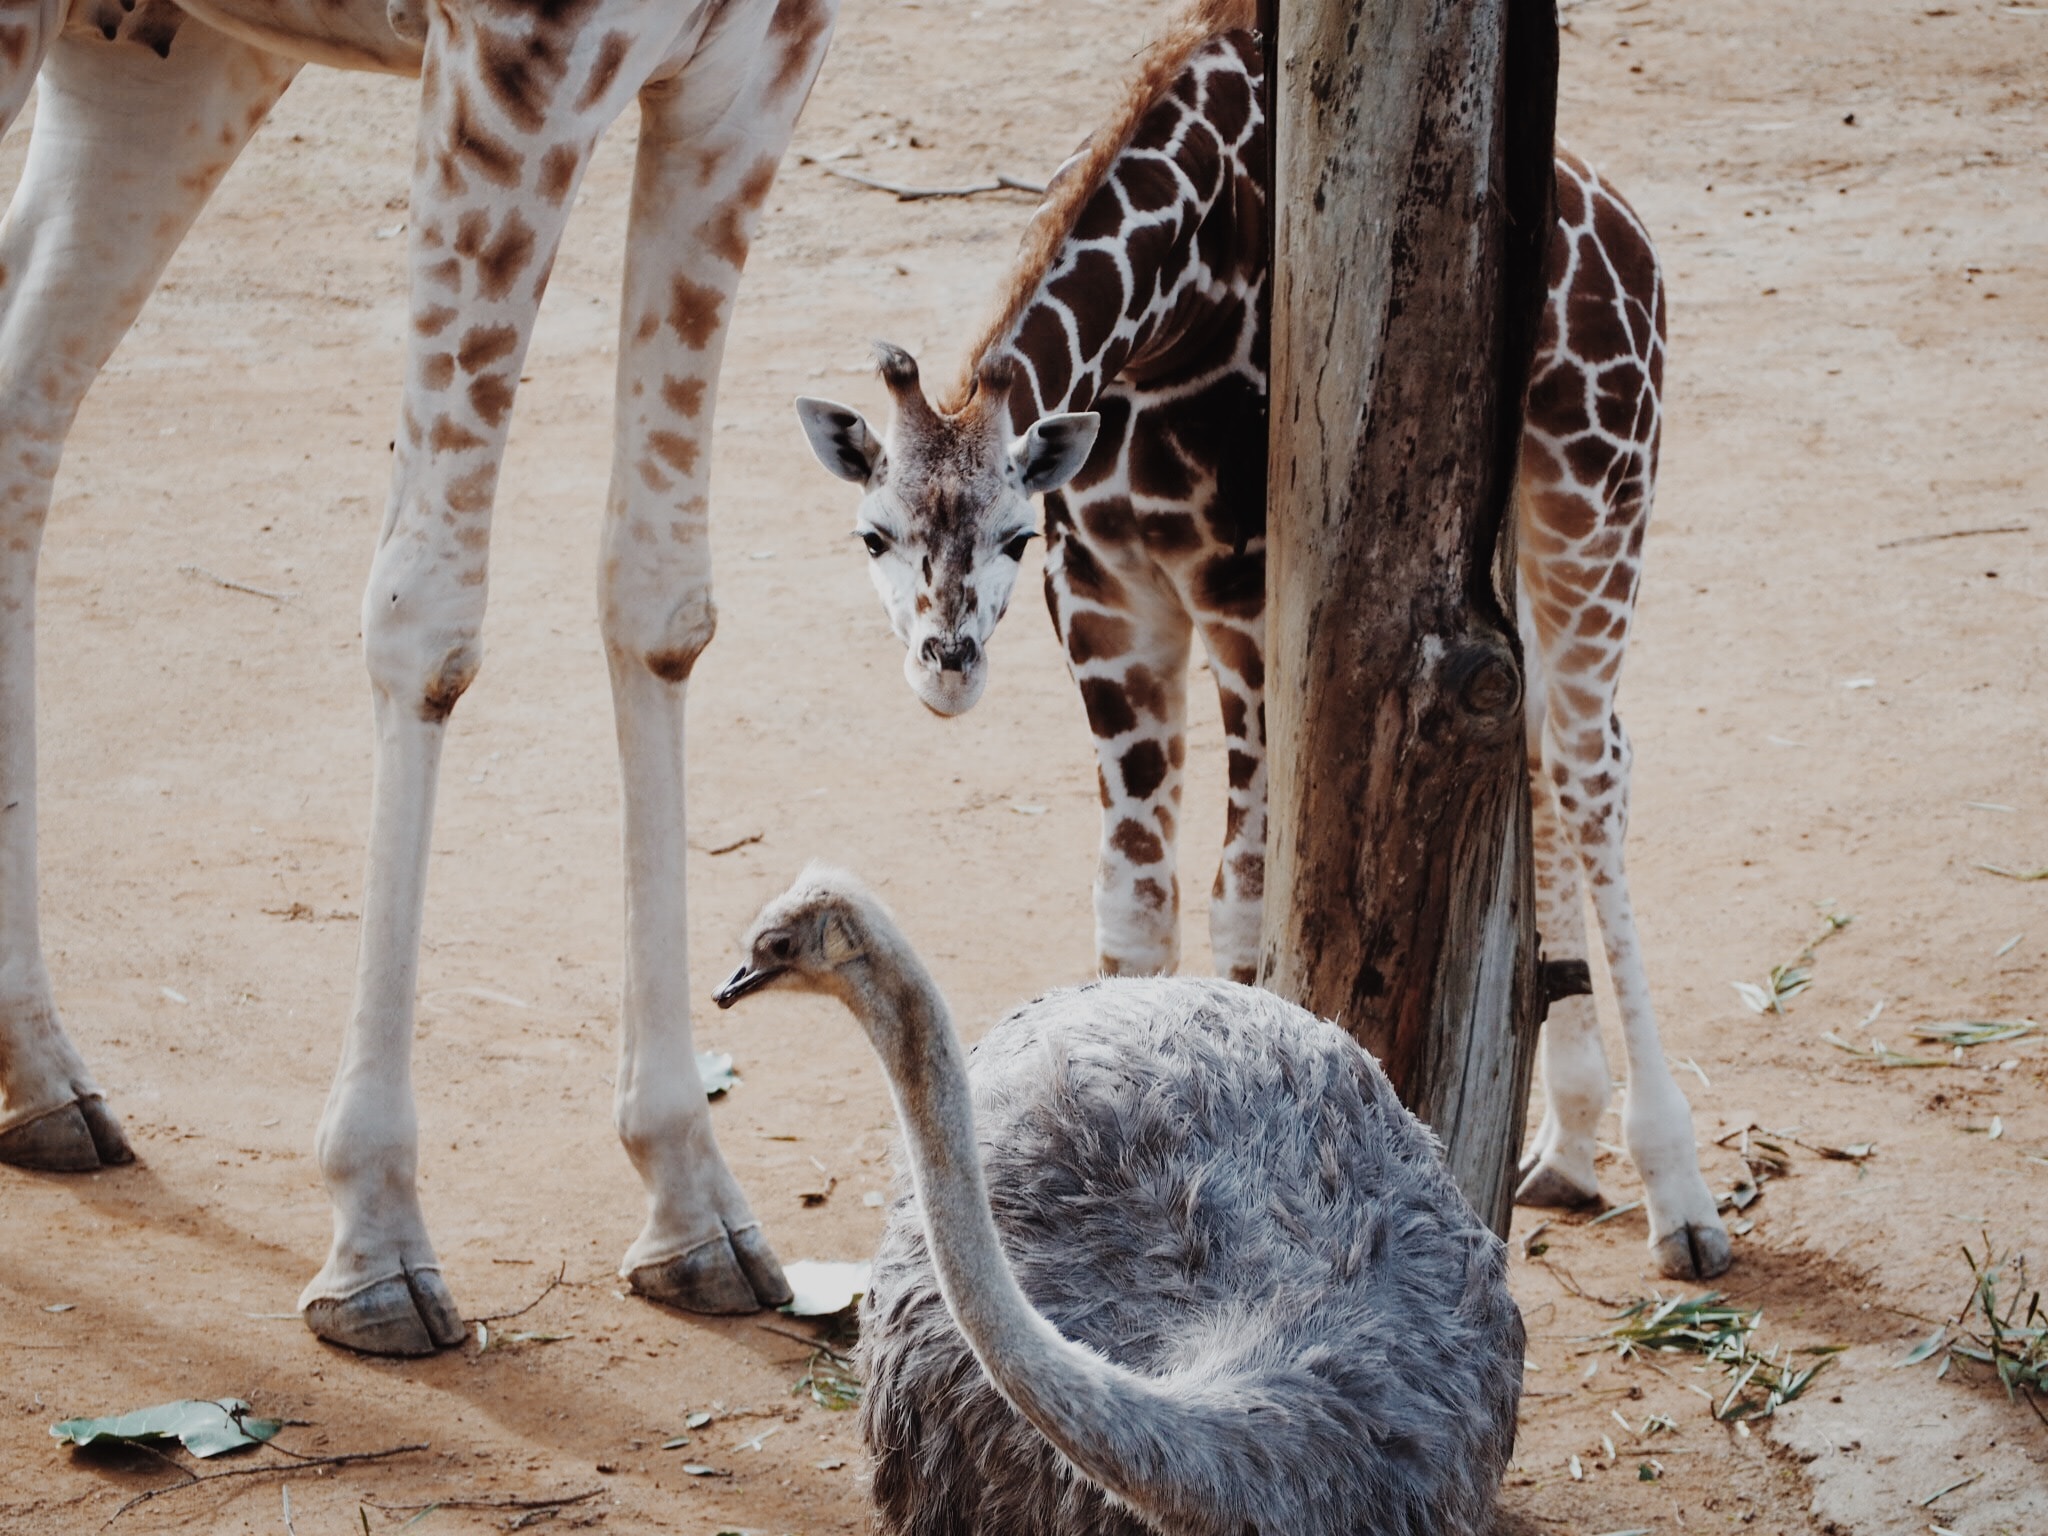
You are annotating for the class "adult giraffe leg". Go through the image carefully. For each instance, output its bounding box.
[602,0,833,1313]
[301,3,694,1354]
[0,18,298,1171]
[1047,506,1193,976]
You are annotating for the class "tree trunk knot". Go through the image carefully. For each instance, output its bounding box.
[1442,639,1523,734]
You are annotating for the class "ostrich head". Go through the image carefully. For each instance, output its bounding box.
[793,343,1099,718]
[713,865,884,1010]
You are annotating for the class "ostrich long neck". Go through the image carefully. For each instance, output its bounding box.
[841,933,1236,1528]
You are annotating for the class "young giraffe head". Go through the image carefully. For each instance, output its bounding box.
[794,344,1098,717]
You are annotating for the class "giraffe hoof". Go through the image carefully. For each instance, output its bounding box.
[1514,1160,1601,1210]
[0,1098,129,1171]
[1650,1220,1733,1281]
[303,1270,466,1356]
[627,1223,792,1315]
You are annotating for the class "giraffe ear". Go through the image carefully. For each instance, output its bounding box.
[1010,412,1100,494]
[794,397,883,484]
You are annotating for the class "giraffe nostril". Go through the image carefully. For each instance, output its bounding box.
[936,637,978,673]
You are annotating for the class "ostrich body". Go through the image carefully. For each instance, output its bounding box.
[716,869,1525,1536]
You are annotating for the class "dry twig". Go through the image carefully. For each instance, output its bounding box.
[104,1444,426,1525]
[811,163,1045,201]
[177,564,294,604]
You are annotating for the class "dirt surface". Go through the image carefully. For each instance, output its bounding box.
[2,0,2046,1531]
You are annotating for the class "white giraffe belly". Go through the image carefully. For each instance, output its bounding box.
[165,0,422,73]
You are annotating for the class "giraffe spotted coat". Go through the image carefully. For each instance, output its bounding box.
[795,0,1730,1279]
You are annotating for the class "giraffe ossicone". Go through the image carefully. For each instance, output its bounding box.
[797,345,1099,718]
[796,0,1731,1280]
[0,0,840,1352]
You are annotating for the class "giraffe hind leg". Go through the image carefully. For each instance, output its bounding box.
[0,20,298,1173]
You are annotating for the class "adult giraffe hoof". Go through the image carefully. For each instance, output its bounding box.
[627,1222,792,1314]
[1513,1157,1600,1210]
[0,1097,135,1171]
[1650,1220,1733,1281]
[303,1269,466,1356]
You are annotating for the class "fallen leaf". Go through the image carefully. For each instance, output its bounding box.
[779,1260,872,1318]
[51,1399,281,1459]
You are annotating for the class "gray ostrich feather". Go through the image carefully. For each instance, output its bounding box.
[718,868,1524,1536]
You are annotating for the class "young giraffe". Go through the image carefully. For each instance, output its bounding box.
[0,0,838,1352]
[795,0,1730,1278]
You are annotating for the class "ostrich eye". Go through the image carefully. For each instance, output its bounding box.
[858,530,890,558]
[765,931,798,963]
[1000,531,1036,563]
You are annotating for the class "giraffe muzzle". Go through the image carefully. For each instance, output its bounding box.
[919,634,980,674]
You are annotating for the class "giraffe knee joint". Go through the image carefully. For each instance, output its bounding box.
[611,590,717,684]
[361,580,485,723]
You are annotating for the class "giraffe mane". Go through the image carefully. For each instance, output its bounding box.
[940,0,1259,413]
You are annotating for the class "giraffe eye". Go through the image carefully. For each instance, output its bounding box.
[1000,531,1036,562]
[858,529,891,558]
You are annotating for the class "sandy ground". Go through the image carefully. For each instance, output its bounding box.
[2,0,2045,1531]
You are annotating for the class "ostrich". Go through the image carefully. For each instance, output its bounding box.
[714,867,1524,1536]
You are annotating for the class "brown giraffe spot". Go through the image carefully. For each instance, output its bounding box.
[1519,435,1565,487]
[537,143,580,205]
[667,276,724,349]
[1065,609,1132,666]
[1068,394,1129,492]
[1139,511,1202,555]
[446,85,522,191]
[1232,851,1265,900]
[447,466,494,513]
[1203,57,1253,141]
[1227,750,1257,790]
[421,353,456,391]
[1525,362,1590,437]
[414,304,458,337]
[1058,537,1125,604]
[1573,602,1613,638]
[1124,663,1168,720]
[1601,562,1637,603]
[1129,421,1194,502]
[1016,306,1072,407]
[696,202,752,270]
[634,311,660,344]
[1096,767,1111,808]
[422,257,462,291]
[453,209,491,256]
[1218,690,1247,742]
[660,376,706,417]
[469,372,515,427]
[1110,818,1165,866]
[478,22,569,134]
[1120,739,1168,800]
[1082,500,1137,544]
[1195,551,1263,621]
[639,461,672,493]
[1562,433,1616,487]
[1532,486,1597,543]
[430,418,486,453]
[767,0,832,98]
[1079,677,1137,738]
[1595,360,1647,437]
[402,405,424,447]
[574,30,633,113]
[1048,248,1125,364]
[1132,878,1171,913]
[648,431,699,475]
[1223,797,1248,847]
[1155,803,1175,842]
[1554,165,1587,229]
[1206,624,1263,691]
[476,211,537,301]
[458,323,519,373]
[1565,246,1630,364]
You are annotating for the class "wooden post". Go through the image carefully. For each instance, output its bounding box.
[1259,0,1558,1234]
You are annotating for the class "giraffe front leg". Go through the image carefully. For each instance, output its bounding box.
[1194,613,1265,984]
[1514,744,1609,1209]
[301,6,684,1353]
[1048,517,1193,976]
[605,4,832,1314]
[0,20,297,1171]
[1562,718,1729,1279]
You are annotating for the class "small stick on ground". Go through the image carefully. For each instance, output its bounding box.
[810,163,1045,201]
[104,1444,427,1525]
[177,564,294,603]
[467,1260,567,1325]
[1875,523,2029,550]
[364,1488,603,1515]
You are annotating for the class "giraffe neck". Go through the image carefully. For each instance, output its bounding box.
[972,29,1266,437]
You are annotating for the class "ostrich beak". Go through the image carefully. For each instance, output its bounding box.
[713,961,784,1009]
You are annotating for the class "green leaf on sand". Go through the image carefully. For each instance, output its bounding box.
[51,1398,282,1459]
